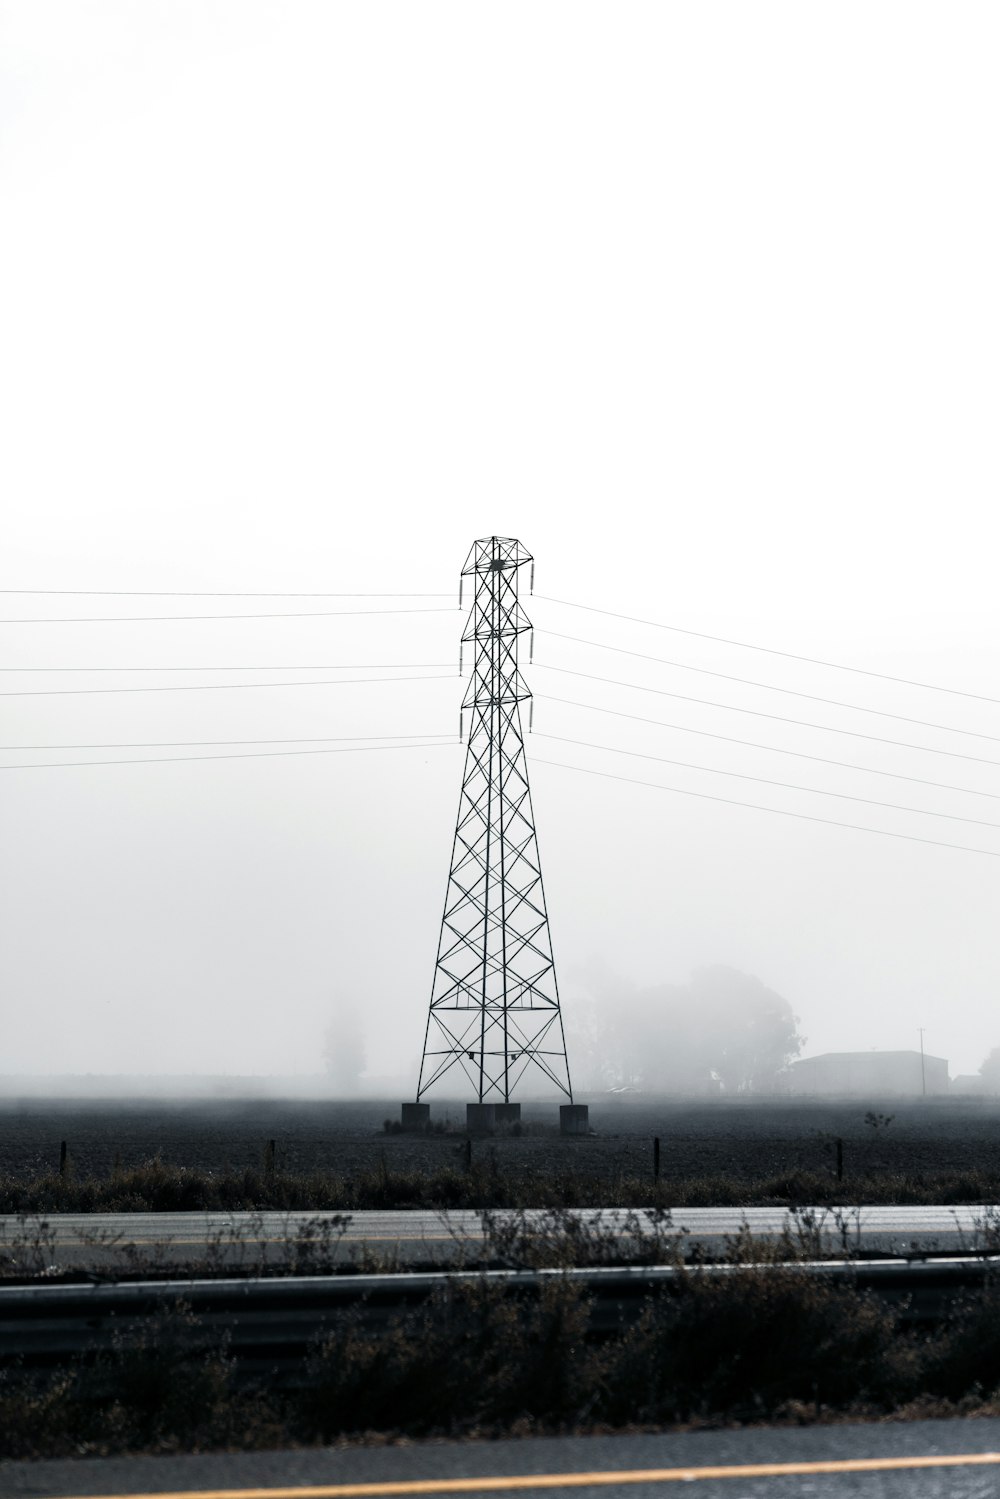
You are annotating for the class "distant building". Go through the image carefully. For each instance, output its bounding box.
[784,1050,948,1096]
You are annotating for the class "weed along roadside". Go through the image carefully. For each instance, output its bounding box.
[9,1199,1000,1282]
[8,1256,1000,1458]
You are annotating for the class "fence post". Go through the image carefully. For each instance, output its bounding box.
[653,1136,661,1182]
[836,1138,844,1182]
[59,1140,67,1177]
[264,1139,276,1177]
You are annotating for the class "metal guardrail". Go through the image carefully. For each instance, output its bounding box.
[2,1258,998,1372]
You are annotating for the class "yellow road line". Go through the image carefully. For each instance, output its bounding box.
[57,1448,1000,1497]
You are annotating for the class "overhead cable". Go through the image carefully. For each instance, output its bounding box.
[1,741,458,772]
[0,607,459,623]
[534,594,1000,707]
[0,662,456,672]
[0,590,453,598]
[537,630,1000,743]
[529,757,1000,860]
[0,673,456,697]
[531,732,1000,830]
[1,733,454,750]
[533,664,1000,769]
[535,693,1000,803]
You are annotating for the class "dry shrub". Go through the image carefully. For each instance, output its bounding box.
[11,1271,1000,1456]
[603,1267,906,1424]
[300,1278,595,1438]
[0,1303,279,1459]
[920,1283,1000,1401]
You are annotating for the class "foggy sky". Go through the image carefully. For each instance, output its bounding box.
[2,2,999,1085]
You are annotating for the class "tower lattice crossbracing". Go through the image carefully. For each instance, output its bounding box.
[416,537,573,1103]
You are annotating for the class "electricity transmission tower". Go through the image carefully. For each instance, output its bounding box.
[414,536,574,1113]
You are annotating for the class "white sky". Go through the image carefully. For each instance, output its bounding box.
[2,1,998,1082]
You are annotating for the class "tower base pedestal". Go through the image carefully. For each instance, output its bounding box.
[400,1102,430,1132]
[466,1103,496,1133]
[560,1104,590,1136]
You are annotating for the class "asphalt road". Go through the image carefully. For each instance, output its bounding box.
[2,1205,995,1270]
[4,1420,1000,1496]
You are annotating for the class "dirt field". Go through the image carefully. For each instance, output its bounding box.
[3,1094,1000,1188]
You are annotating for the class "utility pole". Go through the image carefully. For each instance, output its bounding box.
[402,537,585,1135]
[918,1027,926,1097]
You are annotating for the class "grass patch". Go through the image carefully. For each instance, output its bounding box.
[3,1159,1000,1214]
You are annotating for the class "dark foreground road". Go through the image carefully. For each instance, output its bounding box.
[2,1205,995,1269]
[4,1421,1000,1497]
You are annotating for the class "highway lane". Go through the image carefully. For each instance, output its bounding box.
[5,1420,1000,1496]
[2,1205,997,1269]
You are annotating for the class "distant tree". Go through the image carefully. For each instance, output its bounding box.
[562,960,645,1091]
[579,964,803,1094]
[322,1002,367,1095]
[688,966,804,1093]
[979,1047,1000,1094]
[561,988,606,1091]
[617,982,696,1090]
[572,972,661,1091]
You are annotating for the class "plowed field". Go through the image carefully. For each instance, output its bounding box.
[2,1096,999,1187]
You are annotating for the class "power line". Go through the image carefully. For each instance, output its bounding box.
[534,594,1000,708]
[0,590,454,598]
[533,664,1000,769]
[535,693,1000,804]
[529,756,1000,860]
[0,662,457,672]
[0,733,454,750]
[1,741,458,772]
[0,672,457,698]
[537,629,1000,744]
[531,732,1000,830]
[0,607,459,623]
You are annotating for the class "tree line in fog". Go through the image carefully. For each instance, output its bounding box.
[321,965,804,1096]
[566,965,803,1095]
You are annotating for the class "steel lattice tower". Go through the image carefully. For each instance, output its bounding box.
[416,537,573,1104]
